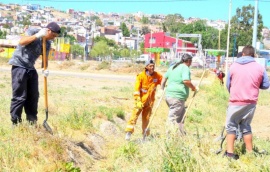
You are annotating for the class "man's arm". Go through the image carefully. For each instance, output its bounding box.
[226,71,231,92]
[183,80,196,91]
[19,28,47,46]
[160,77,167,90]
[19,35,38,46]
[260,70,270,89]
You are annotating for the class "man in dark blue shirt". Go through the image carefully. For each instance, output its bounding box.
[9,22,61,125]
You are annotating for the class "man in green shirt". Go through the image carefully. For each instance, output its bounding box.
[161,54,197,134]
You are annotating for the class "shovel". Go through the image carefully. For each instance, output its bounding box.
[142,87,166,141]
[42,37,53,135]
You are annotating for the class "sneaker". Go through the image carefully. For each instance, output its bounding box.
[223,151,239,160]
[125,132,132,141]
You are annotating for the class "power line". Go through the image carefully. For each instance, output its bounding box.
[26,0,208,2]
[244,0,270,2]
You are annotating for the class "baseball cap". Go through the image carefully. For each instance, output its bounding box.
[46,22,61,34]
[145,59,155,66]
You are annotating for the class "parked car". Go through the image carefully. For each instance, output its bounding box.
[135,54,150,63]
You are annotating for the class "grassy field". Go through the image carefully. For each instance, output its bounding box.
[0,59,270,171]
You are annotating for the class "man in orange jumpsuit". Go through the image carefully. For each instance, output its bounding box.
[125,60,163,141]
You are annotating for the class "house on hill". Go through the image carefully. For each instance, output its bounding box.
[144,32,196,61]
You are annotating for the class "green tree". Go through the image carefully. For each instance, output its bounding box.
[90,15,99,21]
[90,41,110,59]
[162,23,167,32]
[94,36,118,48]
[65,35,77,45]
[120,23,130,37]
[230,4,263,53]
[71,44,84,57]
[179,20,222,50]
[141,16,149,24]
[0,30,7,39]
[141,26,150,35]
[95,19,103,27]
[59,27,67,37]
[19,15,31,27]
[139,42,145,54]
[164,14,184,34]
[2,24,10,29]
[120,48,130,57]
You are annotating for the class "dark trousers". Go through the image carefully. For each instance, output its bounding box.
[10,66,39,124]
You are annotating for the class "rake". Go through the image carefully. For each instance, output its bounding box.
[142,87,166,141]
[179,69,207,135]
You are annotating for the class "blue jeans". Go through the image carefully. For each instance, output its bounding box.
[10,66,39,124]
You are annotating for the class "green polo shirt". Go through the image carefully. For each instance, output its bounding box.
[165,63,191,100]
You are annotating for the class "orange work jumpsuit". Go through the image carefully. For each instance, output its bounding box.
[125,70,163,135]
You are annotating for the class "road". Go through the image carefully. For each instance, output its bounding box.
[0,66,212,85]
[0,66,136,82]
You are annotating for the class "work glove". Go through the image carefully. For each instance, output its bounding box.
[155,89,164,99]
[35,28,47,38]
[135,98,143,109]
[195,86,199,92]
[42,69,49,77]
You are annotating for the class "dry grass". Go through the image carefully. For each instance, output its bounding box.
[0,61,270,171]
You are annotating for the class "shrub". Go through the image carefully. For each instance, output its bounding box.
[96,61,110,70]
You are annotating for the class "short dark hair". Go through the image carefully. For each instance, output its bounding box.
[242,45,255,57]
[237,52,242,58]
[181,53,193,62]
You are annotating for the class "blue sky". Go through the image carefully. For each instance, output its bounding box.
[2,0,270,28]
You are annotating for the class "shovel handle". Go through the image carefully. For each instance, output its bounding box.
[42,38,48,110]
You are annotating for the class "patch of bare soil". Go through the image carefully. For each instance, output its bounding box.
[252,105,270,140]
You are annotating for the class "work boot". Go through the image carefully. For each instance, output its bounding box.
[125,132,132,141]
[223,151,239,160]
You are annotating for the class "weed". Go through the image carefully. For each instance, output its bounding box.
[116,142,139,160]
[115,108,125,120]
[187,109,203,123]
[96,61,110,70]
[57,162,81,172]
[60,109,95,130]
[0,83,5,88]
[101,86,111,90]
[96,106,125,121]
[119,86,133,92]
[80,63,90,71]
[162,139,198,172]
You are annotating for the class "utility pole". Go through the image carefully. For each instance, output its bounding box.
[149,31,152,58]
[175,34,178,59]
[218,28,221,50]
[252,0,259,51]
[225,0,232,88]
[137,28,140,58]
[84,30,88,62]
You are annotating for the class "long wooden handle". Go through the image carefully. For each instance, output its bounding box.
[181,69,206,123]
[42,38,48,109]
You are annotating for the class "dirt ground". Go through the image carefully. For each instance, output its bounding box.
[252,106,270,140]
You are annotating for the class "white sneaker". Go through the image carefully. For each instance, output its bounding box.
[125,132,132,141]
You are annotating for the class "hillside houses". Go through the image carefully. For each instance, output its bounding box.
[0,2,269,53]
